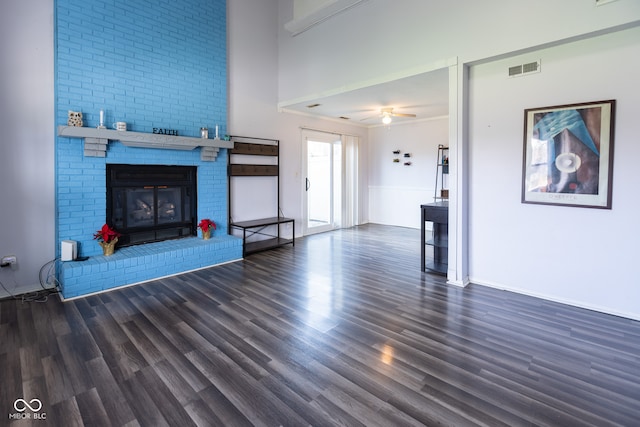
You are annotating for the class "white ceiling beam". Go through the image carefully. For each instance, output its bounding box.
[284,0,368,36]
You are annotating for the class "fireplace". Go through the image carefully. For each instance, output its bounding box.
[106,164,197,246]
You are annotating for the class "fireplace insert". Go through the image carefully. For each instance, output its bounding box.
[106,164,197,246]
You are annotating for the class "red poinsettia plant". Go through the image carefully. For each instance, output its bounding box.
[93,223,121,243]
[198,218,217,232]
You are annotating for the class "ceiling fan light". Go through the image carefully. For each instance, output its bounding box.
[382,114,392,125]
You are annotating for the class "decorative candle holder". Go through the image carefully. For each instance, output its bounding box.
[97,109,106,129]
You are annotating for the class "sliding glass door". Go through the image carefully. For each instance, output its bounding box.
[303,131,342,235]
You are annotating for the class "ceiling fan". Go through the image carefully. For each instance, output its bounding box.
[362,107,417,124]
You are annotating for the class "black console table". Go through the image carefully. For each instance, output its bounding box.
[421,202,448,275]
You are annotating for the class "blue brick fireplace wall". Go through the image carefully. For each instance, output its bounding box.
[55,0,241,299]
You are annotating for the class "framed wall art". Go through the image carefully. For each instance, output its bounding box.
[522,99,616,209]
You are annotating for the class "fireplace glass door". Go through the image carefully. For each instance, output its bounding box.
[107,165,197,246]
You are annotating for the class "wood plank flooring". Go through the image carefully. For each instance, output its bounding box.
[1,224,639,426]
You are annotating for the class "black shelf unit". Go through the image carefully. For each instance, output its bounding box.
[421,201,448,275]
[227,136,294,256]
[421,144,450,274]
[434,144,449,201]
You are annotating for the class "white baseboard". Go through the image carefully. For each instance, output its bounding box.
[470,276,640,322]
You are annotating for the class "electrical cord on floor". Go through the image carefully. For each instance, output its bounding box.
[0,258,60,303]
[39,258,60,291]
[26,257,61,302]
[20,290,58,303]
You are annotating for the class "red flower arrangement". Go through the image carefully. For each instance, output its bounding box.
[93,224,121,243]
[198,218,216,232]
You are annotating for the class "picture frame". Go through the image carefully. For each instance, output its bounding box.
[522,99,616,209]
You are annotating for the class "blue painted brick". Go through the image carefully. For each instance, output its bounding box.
[55,0,233,297]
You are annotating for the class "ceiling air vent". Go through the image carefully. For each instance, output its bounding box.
[508,60,541,78]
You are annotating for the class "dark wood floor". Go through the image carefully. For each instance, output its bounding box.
[1,224,639,426]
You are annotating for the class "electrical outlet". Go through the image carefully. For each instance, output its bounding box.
[1,255,17,265]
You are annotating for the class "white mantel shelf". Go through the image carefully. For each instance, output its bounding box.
[57,126,234,161]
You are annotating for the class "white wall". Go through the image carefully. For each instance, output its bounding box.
[0,0,55,298]
[278,0,640,102]
[368,118,448,228]
[468,26,640,320]
[228,0,281,140]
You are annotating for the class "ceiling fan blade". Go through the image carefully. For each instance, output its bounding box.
[391,112,417,118]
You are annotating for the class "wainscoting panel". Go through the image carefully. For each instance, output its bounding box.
[368,186,433,228]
